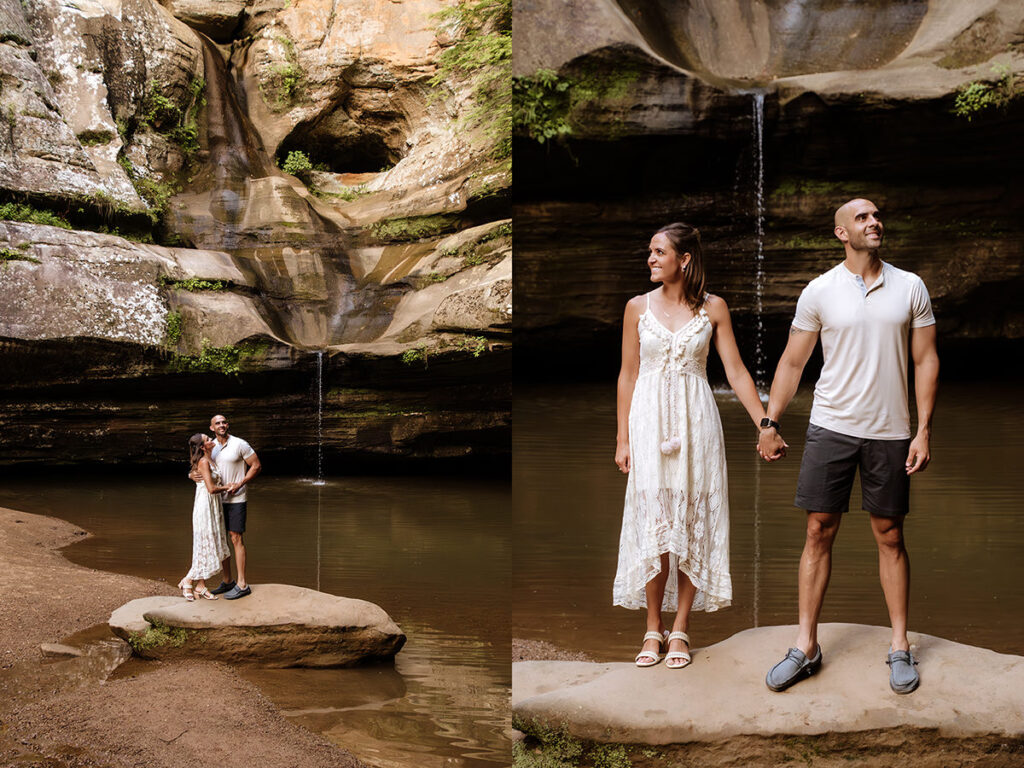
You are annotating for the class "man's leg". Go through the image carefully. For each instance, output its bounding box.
[230,531,247,589]
[869,513,910,652]
[796,511,843,656]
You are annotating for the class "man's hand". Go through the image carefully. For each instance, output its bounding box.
[614,442,630,474]
[224,482,244,496]
[757,428,788,462]
[188,469,202,482]
[905,433,930,475]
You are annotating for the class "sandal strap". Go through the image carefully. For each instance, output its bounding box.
[665,651,692,660]
[642,631,665,644]
[667,631,690,644]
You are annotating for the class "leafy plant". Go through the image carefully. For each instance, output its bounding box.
[0,247,40,263]
[401,344,429,369]
[159,276,227,291]
[953,64,1018,120]
[77,129,114,146]
[165,310,183,345]
[281,149,313,182]
[371,214,459,242]
[169,339,267,376]
[0,202,71,229]
[430,0,511,159]
[514,63,640,143]
[127,620,189,653]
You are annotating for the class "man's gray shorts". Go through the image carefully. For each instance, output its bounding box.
[795,424,911,516]
[223,501,247,533]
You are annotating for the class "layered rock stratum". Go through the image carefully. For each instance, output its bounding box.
[514,0,1024,375]
[0,0,510,464]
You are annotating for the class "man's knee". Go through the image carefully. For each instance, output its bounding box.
[805,513,841,549]
[871,516,906,551]
[229,531,244,545]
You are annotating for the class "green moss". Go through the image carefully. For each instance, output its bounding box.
[770,233,837,250]
[425,271,448,283]
[312,184,369,202]
[138,77,205,158]
[952,64,1018,120]
[159,276,227,291]
[513,62,640,143]
[0,202,71,229]
[429,0,511,159]
[371,214,459,242]
[169,339,268,376]
[261,36,304,110]
[0,247,40,263]
[127,619,189,653]
[401,344,430,369]
[458,335,487,357]
[165,310,183,345]
[77,129,114,146]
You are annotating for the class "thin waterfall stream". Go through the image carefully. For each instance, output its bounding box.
[750,92,767,626]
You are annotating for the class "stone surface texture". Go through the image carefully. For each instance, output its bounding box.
[110,583,406,667]
[0,0,510,465]
[513,623,1024,743]
[515,0,1024,370]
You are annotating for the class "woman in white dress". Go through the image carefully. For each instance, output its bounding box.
[178,433,232,601]
[614,222,769,668]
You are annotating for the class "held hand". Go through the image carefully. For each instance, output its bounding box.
[224,482,242,496]
[188,469,202,482]
[905,434,930,475]
[614,442,630,474]
[757,429,788,462]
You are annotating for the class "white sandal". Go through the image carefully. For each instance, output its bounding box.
[665,631,691,669]
[635,630,668,667]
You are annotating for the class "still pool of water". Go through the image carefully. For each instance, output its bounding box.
[514,381,1024,660]
[0,474,509,768]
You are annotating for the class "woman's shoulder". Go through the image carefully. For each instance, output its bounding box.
[624,292,650,317]
[702,293,730,319]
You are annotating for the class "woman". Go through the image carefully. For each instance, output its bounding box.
[178,433,232,601]
[613,222,767,668]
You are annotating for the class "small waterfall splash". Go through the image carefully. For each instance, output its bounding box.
[313,350,326,486]
[751,92,767,393]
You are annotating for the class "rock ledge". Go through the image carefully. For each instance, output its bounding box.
[110,583,406,668]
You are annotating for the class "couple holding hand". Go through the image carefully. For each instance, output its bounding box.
[178,414,261,602]
[614,198,938,694]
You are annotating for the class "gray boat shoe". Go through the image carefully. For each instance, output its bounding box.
[886,649,920,694]
[766,645,823,692]
[223,584,252,600]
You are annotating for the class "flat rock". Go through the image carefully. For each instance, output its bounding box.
[513,623,1024,743]
[110,583,406,668]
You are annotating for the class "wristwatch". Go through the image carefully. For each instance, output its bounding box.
[759,418,781,432]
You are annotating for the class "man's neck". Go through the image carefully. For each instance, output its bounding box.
[217,434,230,445]
[843,249,883,281]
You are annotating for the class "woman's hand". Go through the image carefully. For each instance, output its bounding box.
[615,441,631,473]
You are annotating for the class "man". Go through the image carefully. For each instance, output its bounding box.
[757,198,939,694]
[208,414,261,600]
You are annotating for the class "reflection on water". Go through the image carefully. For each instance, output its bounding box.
[514,381,1024,659]
[0,475,509,768]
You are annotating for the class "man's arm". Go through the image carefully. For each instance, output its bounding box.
[757,326,819,461]
[227,452,262,495]
[906,324,938,475]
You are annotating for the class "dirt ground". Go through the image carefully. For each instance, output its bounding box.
[0,506,366,768]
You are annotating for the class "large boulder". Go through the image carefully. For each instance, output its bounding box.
[513,623,1024,743]
[110,583,406,668]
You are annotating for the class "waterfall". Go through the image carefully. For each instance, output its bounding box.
[752,92,766,392]
[313,350,326,486]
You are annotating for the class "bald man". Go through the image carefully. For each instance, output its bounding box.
[756,199,939,694]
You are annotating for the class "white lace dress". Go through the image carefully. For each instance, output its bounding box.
[184,463,231,581]
[613,294,733,612]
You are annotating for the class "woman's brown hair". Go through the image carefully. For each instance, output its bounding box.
[188,433,207,470]
[656,222,706,310]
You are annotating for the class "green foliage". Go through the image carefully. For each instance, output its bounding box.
[262,36,304,109]
[127,620,189,653]
[401,344,429,369]
[514,63,640,143]
[77,129,114,146]
[426,271,448,283]
[118,154,179,226]
[0,246,40,263]
[371,214,459,242]
[430,0,511,159]
[953,64,1018,120]
[590,745,630,768]
[313,184,369,202]
[463,251,484,267]
[458,335,487,357]
[280,150,313,182]
[165,310,183,345]
[159,275,227,291]
[169,339,267,376]
[0,202,71,229]
[138,78,205,157]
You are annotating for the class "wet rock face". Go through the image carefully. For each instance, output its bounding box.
[110,585,407,667]
[611,0,928,82]
[515,0,1024,374]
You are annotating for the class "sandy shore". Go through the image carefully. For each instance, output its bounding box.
[0,506,366,768]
